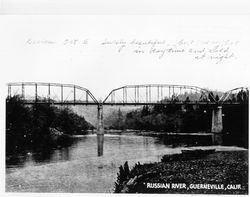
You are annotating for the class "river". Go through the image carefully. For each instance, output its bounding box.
[5,133,244,193]
[6,134,185,192]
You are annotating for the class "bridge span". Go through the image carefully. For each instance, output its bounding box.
[6,82,249,147]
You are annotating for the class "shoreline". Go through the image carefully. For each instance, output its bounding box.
[5,133,248,193]
[114,149,248,194]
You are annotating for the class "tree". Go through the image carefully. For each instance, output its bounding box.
[117,108,124,129]
[141,105,150,116]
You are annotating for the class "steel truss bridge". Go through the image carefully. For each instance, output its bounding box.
[6,82,249,106]
[6,82,249,148]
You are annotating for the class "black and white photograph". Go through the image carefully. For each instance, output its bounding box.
[0,1,249,195]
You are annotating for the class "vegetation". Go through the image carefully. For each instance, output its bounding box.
[107,105,212,133]
[105,89,248,147]
[6,96,93,155]
[114,151,248,194]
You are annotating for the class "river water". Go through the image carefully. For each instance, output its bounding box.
[5,134,244,193]
[6,134,184,192]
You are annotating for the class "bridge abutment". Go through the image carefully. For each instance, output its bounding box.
[97,104,104,156]
[211,106,223,145]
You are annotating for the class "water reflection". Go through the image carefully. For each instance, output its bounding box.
[155,134,213,147]
[6,133,214,171]
[97,134,104,156]
[32,148,54,163]
[6,154,27,169]
[6,134,168,171]
[6,134,186,192]
[6,136,82,170]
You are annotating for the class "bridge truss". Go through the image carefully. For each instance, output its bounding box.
[219,87,249,104]
[103,84,218,105]
[6,82,249,106]
[7,82,98,105]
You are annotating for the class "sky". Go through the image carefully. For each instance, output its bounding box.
[0,15,250,100]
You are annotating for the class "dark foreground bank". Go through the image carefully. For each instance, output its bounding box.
[114,150,248,194]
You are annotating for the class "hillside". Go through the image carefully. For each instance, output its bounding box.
[70,105,141,128]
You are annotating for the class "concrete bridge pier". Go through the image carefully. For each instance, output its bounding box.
[97,104,104,156]
[211,106,223,145]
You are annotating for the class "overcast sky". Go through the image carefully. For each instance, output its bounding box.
[1,15,249,100]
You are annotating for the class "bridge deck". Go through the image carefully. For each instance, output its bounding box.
[22,101,245,106]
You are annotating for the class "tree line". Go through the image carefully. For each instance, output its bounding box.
[6,96,93,155]
[106,105,212,133]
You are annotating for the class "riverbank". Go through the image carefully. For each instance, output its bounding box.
[105,129,210,136]
[6,96,93,155]
[114,149,248,194]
